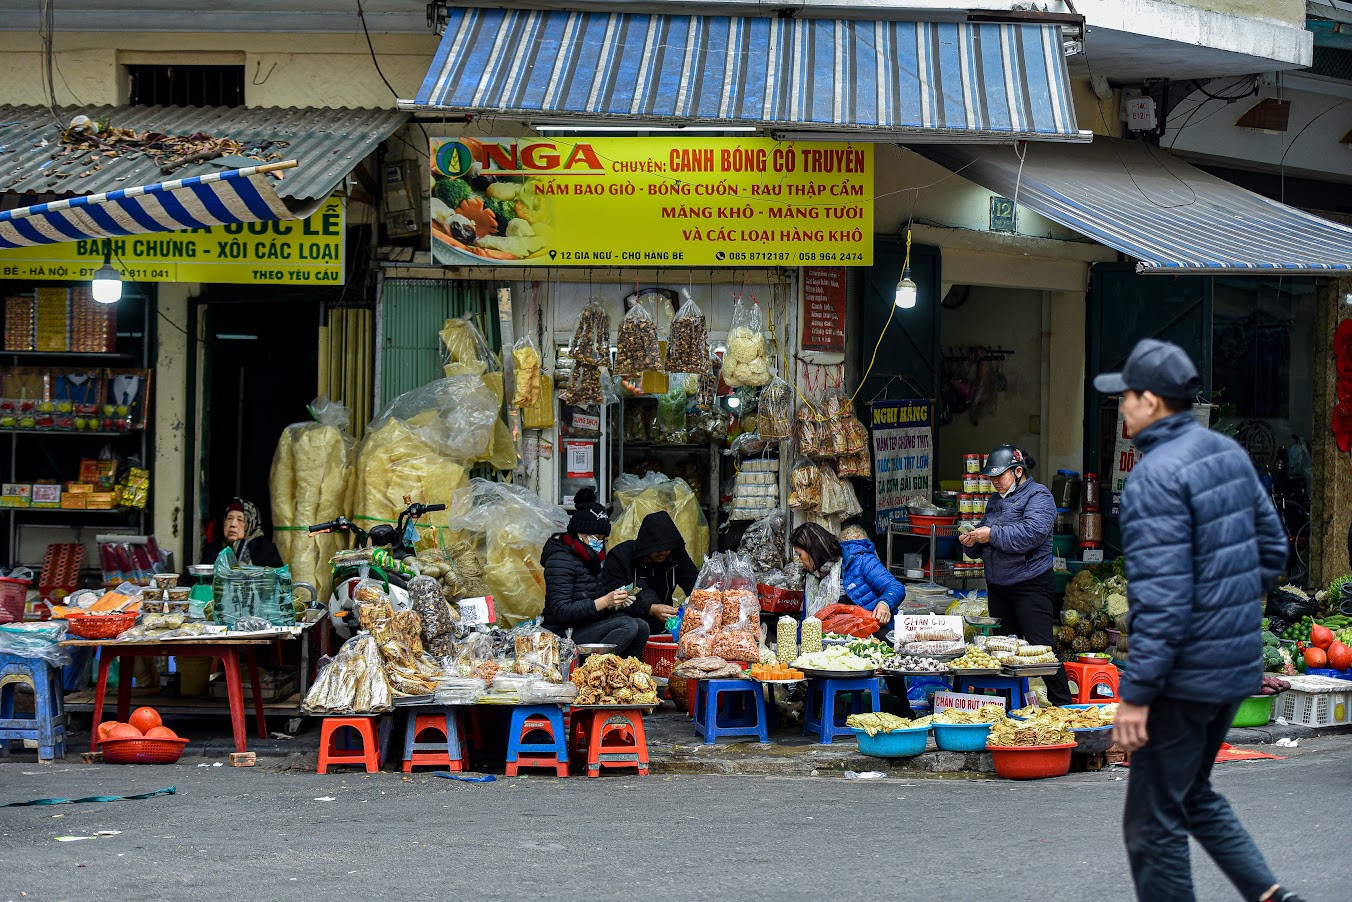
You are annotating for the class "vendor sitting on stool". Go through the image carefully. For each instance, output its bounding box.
[601,511,698,634]
[791,522,904,623]
[540,488,646,657]
[201,498,284,567]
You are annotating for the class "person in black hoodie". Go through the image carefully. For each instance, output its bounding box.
[539,488,648,657]
[601,511,699,633]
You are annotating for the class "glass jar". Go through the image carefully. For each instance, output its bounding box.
[1079,511,1103,545]
[1054,509,1076,536]
[964,453,982,474]
[1083,472,1100,511]
[1052,470,1082,509]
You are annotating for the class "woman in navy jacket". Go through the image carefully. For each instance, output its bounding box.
[959,445,1071,705]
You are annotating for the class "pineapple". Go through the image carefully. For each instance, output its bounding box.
[1056,625,1076,646]
[1070,636,1089,654]
[1076,619,1094,638]
[1090,630,1109,652]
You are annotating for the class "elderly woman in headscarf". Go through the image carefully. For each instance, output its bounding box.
[201,498,285,567]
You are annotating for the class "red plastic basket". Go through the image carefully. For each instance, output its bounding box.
[758,584,803,614]
[909,513,957,537]
[642,638,678,678]
[987,743,1076,780]
[99,736,189,764]
[64,611,137,639]
[0,577,28,624]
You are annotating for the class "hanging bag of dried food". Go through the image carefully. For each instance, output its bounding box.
[787,458,824,512]
[654,378,690,444]
[614,299,662,375]
[757,376,793,440]
[722,296,772,387]
[666,294,710,373]
[510,335,542,408]
[695,345,719,411]
[570,298,611,366]
[796,398,826,458]
[819,388,852,458]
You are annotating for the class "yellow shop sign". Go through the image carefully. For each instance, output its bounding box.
[429,137,873,267]
[0,196,344,285]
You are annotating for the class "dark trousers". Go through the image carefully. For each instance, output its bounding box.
[569,614,650,659]
[1124,697,1278,902]
[986,569,1072,706]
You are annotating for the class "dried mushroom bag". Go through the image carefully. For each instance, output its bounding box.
[607,472,709,568]
[447,478,568,627]
[666,295,710,373]
[270,395,354,603]
[614,300,662,376]
[757,377,793,439]
[722,298,771,387]
[788,458,824,511]
[511,336,542,408]
[570,297,612,366]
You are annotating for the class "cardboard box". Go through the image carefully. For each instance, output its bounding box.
[60,493,88,510]
[30,484,60,509]
[86,491,116,510]
[78,459,100,484]
[64,481,93,494]
[2,484,31,508]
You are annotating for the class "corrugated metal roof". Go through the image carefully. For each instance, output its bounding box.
[0,105,408,205]
[0,0,429,33]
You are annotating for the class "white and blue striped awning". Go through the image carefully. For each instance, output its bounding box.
[405,8,1085,142]
[0,161,299,250]
[917,138,1352,274]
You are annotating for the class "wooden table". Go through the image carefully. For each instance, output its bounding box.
[62,637,274,753]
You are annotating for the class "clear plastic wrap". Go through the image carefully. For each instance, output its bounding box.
[796,400,826,458]
[269,395,354,604]
[302,631,394,714]
[440,316,499,377]
[368,376,499,461]
[446,479,568,627]
[0,621,68,666]
[722,297,771,387]
[408,575,456,657]
[654,380,690,444]
[614,301,662,375]
[678,599,722,658]
[666,296,710,373]
[757,377,793,440]
[695,346,719,412]
[608,473,709,567]
[788,459,824,511]
[738,511,787,573]
[519,679,579,704]
[511,336,542,408]
[570,298,611,366]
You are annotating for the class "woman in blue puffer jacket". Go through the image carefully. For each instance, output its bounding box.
[790,523,905,625]
[959,445,1072,705]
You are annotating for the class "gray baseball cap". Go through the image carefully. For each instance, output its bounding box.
[1093,338,1200,398]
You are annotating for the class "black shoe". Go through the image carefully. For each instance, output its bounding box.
[1271,889,1306,902]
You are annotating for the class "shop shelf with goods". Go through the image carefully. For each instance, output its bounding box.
[0,286,153,571]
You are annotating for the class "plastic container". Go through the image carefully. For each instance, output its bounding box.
[1053,510,1077,537]
[1274,688,1352,727]
[987,743,1076,779]
[64,611,137,639]
[1070,725,1114,754]
[854,725,931,758]
[99,736,189,764]
[758,585,803,614]
[1052,471,1081,509]
[1083,473,1100,510]
[640,638,678,679]
[1230,695,1275,728]
[0,576,29,624]
[931,721,993,751]
[1079,511,1103,546]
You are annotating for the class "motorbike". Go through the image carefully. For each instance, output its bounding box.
[308,500,446,639]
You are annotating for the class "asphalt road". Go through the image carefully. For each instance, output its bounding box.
[1,738,1344,902]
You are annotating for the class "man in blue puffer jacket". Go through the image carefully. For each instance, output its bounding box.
[1095,339,1298,902]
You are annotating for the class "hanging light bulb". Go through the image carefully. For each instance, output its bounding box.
[91,246,122,304]
[894,269,917,309]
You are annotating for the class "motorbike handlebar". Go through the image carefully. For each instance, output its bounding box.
[308,516,353,535]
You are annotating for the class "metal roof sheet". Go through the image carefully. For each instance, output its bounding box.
[0,105,408,205]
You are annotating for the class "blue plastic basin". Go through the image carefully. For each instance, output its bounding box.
[853,726,930,758]
[931,721,993,751]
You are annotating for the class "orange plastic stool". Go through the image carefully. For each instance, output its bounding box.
[572,708,649,777]
[401,711,465,773]
[317,716,381,773]
[1063,661,1121,704]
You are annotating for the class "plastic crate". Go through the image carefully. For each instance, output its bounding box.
[1274,686,1352,728]
[641,638,678,678]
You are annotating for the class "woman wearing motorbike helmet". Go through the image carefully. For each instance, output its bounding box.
[958,445,1071,705]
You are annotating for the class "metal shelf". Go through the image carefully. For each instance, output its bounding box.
[1,506,135,515]
[2,350,135,360]
[0,429,143,437]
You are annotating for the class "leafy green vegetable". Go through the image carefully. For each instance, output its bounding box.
[1261,630,1279,647]
[484,197,516,235]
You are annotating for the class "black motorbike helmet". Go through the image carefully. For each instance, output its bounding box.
[980,444,1033,478]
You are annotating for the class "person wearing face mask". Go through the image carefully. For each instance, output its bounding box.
[601,511,699,634]
[539,488,647,657]
[958,445,1070,706]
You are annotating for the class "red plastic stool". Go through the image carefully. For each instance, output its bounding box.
[571,708,649,777]
[317,716,381,773]
[401,710,465,773]
[1063,661,1120,704]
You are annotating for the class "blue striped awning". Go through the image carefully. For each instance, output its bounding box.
[407,8,1085,142]
[917,138,1352,274]
[0,162,298,250]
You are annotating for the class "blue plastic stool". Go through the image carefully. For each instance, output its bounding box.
[0,653,67,762]
[692,679,769,744]
[506,705,568,776]
[402,708,465,773]
[804,676,881,743]
[956,675,1032,710]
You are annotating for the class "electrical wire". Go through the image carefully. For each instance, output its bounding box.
[849,227,909,406]
[357,0,432,147]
